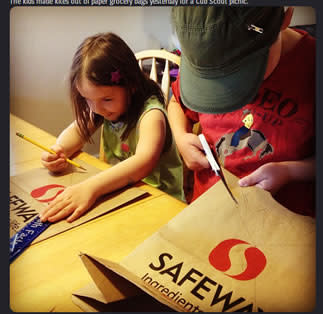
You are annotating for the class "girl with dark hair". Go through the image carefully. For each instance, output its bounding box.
[40,32,185,223]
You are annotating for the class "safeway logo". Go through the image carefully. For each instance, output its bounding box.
[209,239,266,281]
[30,184,65,203]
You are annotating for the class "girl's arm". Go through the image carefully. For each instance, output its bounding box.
[39,109,166,223]
[56,121,87,157]
[41,121,98,172]
[87,109,166,196]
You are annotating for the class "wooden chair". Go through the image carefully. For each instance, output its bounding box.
[135,49,181,106]
[99,49,180,161]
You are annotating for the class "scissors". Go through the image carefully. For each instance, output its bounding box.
[199,134,238,204]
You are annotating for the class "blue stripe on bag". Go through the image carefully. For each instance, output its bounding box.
[9,216,51,263]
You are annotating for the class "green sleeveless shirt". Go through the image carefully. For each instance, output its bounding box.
[102,96,185,202]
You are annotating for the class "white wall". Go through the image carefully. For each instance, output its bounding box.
[10,6,316,155]
[290,6,316,26]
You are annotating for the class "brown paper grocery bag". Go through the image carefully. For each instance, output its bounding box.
[72,254,174,312]
[74,169,315,312]
[10,162,149,242]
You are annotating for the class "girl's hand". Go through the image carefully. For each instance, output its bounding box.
[39,181,97,223]
[177,133,209,171]
[238,162,290,195]
[41,144,69,172]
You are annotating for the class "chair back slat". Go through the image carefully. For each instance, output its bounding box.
[149,57,157,82]
[161,59,170,103]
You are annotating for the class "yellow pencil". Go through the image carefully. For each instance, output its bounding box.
[16,132,86,171]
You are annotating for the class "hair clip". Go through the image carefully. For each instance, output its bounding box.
[110,70,121,84]
[247,24,264,34]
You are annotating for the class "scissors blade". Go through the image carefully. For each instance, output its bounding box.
[199,134,238,204]
[216,170,238,204]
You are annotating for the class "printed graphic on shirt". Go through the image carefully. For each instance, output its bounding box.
[215,111,274,166]
[121,142,130,153]
[119,142,132,160]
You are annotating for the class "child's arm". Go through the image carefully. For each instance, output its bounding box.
[238,157,315,195]
[39,109,166,223]
[167,95,209,170]
[41,121,93,172]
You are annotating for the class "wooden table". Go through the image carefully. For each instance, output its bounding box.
[10,114,186,312]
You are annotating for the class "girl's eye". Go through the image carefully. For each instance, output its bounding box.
[104,98,112,102]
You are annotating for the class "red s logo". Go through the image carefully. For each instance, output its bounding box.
[30,184,65,203]
[209,239,266,281]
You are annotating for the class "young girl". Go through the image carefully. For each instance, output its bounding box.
[39,32,185,223]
